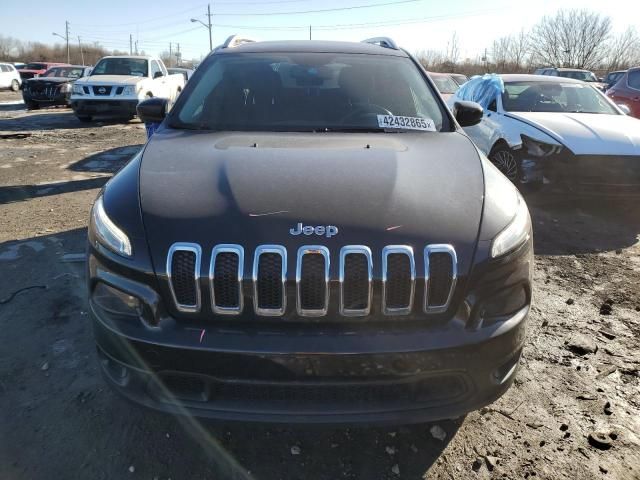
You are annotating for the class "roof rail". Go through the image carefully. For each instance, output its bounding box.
[220,34,256,49]
[361,37,398,50]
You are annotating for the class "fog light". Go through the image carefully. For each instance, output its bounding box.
[93,282,142,317]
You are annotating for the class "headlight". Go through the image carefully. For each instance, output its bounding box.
[91,196,132,257]
[521,134,563,157]
[60,83,71,93]
[72,84,84,95]
[491,194,531,258]
[122,85,137,95]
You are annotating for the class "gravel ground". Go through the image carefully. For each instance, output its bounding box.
[0,90,639,480]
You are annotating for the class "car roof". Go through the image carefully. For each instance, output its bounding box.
[216,40,409,57]
[501,74,584,84]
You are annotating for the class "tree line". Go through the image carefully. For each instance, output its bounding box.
[1,8,639,75]
[419,9,640,76]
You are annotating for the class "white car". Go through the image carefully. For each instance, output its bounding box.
[0,62,21,91]
[450,74,640,194]
[70,55,184,122]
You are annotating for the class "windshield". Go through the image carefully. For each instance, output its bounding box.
[91,58,148,77]
[431,75,459,94]
[170,53,447,132]
[557,70,598,82]
[42,67,85,78]
[25,63,47,70]
[501,81,617,114]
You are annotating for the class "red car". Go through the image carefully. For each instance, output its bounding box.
[17,62,69,80]
[606,67,640,119]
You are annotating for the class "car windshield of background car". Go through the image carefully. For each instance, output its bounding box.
[502,81,618,114]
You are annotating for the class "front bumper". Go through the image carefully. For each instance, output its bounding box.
[71,98,138,117]
[93,305,526,424]
[526,153,640,196]
[89,246,529,425]
[23,91,70,106]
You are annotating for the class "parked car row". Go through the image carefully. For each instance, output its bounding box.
[1,56,195,122]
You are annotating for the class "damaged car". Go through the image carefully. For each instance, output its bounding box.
[87,36,533,424]
[450,74,640,194]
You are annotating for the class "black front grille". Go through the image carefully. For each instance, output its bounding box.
[213,252,240,308]
[428,252,454,307]
[299,253,326,310]
[385,253,412,309]
[256,253,283,310]
[170,250,197,307]
[342,253,369,311]
[92,85,112,95]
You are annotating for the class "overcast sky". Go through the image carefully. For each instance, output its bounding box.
[3,0,639,62]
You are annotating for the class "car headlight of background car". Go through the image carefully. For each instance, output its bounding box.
[60,83,72,93]
[491,194,531,258]
[90,196,132,257]
[121,85,137,96]
[72,84,84,95]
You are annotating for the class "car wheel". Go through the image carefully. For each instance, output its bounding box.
[489,145,521,183]
[25,102,39,111]
[76,115,92,122]
[11,79,20,92]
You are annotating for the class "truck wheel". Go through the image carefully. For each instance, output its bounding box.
[489,144,521,183]
[11,79,20,92]
[76,115,93,122]
[25,102,39,111]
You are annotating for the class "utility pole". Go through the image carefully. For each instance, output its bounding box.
[65,21,70,64]
[169,42,173,67]
[207,3,213,52]
[176,43,181,66]
[135,40,139,55]
[52,21,70,64]
[191,4,213,52]
[130,34,133,55]
[309,25,312,40]
[78,36,84,65]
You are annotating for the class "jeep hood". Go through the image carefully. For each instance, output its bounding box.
[139,129,485,276]
[506,112,640,155]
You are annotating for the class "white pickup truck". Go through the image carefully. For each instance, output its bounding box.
[70,55,184,122]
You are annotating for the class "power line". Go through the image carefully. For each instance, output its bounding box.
[210,7,505,31]
[213,0,424,16]
[78,5,206,28]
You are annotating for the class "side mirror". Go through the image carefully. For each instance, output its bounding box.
[453,100,484,127]
[617,104,631,115]
[137,97,167,124]
[153,71,164,79]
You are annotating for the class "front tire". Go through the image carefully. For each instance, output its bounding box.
[25,101,39,111]
[11,79,20,92]
[489,145,521,183]
[76,115,92,122]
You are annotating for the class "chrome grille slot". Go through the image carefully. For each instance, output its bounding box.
[296,246,330,316]
[253,245,287,316]
[339,246,372,316]
[424,245,457,313]
[210,245,244,315]
[382,246,415,315]
[167,243,202,313]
